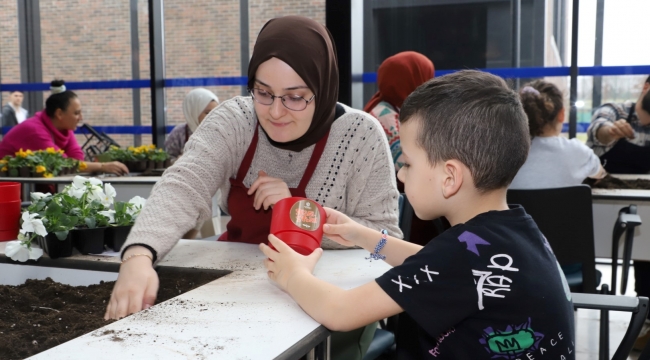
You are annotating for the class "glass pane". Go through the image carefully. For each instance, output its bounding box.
[0,0,21,119]
[602,0,650,66]
[163,0,242,133]
[37,0,149,149]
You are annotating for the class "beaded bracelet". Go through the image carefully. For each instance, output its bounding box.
[366,229,388,261]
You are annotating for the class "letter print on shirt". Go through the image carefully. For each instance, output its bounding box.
[478,317,544,360]
[458,231,491,256]
[473,254,518,310]
[390,266,440,292]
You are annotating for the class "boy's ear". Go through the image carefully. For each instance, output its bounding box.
[442,160,464,199]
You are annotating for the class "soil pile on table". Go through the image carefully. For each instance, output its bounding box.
[589,174,650,190]
[0,270,223,359]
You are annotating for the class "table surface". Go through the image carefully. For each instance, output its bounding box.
[0,173,161,185]
[0,240,389,359]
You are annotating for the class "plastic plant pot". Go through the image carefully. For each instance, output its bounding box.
[270,197,325,255]
[0,200,21,239]
[104,225,132,252]
[37,232,74,259]
[0,182,21,201]
[72,227,106,255]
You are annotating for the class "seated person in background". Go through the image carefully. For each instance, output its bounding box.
[586,75,650,174]
[165,88,219,162]
[165,88,221,239]
[364,51,440,246]
[0,80,128,176]
[510,80,605,189]
[261,70,575,359]
[363,51,434,172]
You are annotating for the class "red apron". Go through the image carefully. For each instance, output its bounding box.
[218,126,329,244]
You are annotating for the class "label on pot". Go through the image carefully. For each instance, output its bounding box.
[289,199,321,231]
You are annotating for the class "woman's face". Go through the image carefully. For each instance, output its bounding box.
[198,100,218,124]
[55,97,83,131]
[253,57,316,143]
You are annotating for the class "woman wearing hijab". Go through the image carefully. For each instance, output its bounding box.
[164,88,219,162]
[364,51,434,171]
[105,16,401,357]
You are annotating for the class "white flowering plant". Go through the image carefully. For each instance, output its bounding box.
[62,176,116,228]
[99,195,146,227]
[5,212,47,262]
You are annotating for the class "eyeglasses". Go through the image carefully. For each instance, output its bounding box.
[249,88,315,111]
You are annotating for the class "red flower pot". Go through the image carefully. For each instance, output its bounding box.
[270,197,325,255]
[0,200,21,228]
[0,182,21,202]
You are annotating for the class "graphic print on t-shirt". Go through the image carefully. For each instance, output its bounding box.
[479,317,544,359]
[374,206,576,359]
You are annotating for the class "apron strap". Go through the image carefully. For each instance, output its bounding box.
[235,126,260,182]
[297,131,330,191]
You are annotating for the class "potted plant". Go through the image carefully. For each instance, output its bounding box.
[4,210,47,262]
[62,176,115,254]
[11,149,34,177]
[101,196,146,252]
[0,157,8,177]
[23,192,79,259]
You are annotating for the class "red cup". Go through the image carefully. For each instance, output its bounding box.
[0,182,21,202]
[0,229,19,242]
[0,200,22,230]
[270,197,326,255]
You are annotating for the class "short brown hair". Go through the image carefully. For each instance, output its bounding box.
[400,70,530,192]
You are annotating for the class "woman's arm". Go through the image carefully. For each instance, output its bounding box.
[344,116,403,239]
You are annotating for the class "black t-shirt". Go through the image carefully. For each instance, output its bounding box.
[376,206,575,359]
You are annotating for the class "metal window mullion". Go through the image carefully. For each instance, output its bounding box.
[148,0,166,147]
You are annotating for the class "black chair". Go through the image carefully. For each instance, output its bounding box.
[507,185,600,293]
[610,206,642,296]
[573,293,649,360]
[78,123,120,161]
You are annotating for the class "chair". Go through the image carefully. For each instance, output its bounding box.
[77,123,120,162]
[507,185,600,293]
[610,206,642,296]
[573,293,649,360]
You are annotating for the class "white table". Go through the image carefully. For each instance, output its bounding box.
[0,174,160,203]
[592,175,650,260]
[0,240,389,359]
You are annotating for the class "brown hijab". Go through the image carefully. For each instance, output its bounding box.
[247,16,339,152]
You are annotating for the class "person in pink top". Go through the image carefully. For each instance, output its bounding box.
[0,80,128,175]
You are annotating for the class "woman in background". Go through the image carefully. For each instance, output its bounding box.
[165,88,219,162]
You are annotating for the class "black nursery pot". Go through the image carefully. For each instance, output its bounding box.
[105,225,132,252]
[37,232,73,259]
[72,227,106,254]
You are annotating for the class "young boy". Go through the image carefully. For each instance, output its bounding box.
[260,70,575,359]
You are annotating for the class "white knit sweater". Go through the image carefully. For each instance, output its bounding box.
[123,96,402,262]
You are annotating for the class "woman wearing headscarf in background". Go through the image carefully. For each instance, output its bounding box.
[164,88,219,162]
[364,51,434,172]
[364,52,445,247]
[105,16,402,360]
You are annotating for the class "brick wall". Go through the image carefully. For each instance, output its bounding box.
[0,0,325,149]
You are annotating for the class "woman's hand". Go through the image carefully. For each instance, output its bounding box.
[259,234,323,292]
[101,161,129,176]
[104,246,159,320]
[322,207,364,247]
[248,170,291,210]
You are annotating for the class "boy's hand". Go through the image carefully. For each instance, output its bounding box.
[322,207,362,247]
[259,235,323,291]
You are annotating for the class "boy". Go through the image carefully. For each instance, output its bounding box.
[260,70,575,359]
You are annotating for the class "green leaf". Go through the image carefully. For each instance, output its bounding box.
[84,217,96,229]
[54,231,68,240]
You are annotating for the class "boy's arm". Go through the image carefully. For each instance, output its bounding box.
[287,269,403,332]
[260,235,402,331]
[323,208,423,267]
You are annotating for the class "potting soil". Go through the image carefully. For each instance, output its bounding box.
[0,270,224,359]
[590,174,650,190]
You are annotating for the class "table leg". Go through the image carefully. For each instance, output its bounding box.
[306,335,330,360]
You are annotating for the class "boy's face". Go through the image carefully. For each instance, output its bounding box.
[397,119,446,220]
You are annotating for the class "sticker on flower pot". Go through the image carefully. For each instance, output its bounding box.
[289,199,321,231]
